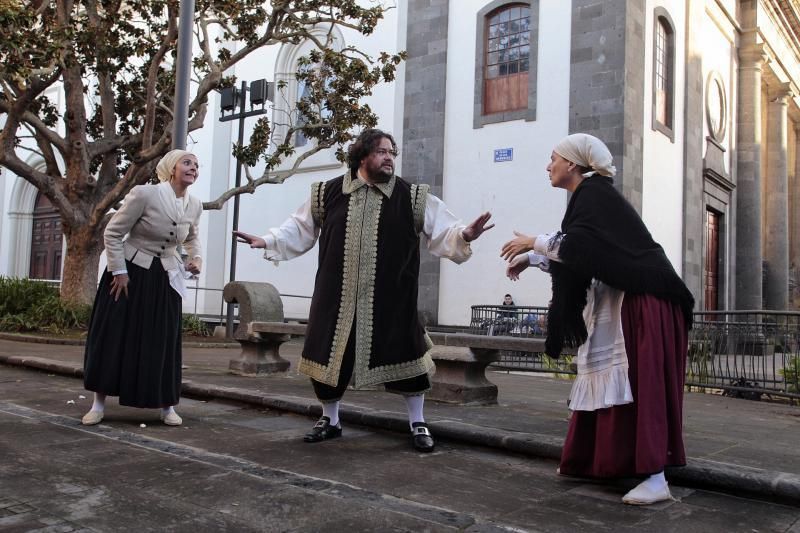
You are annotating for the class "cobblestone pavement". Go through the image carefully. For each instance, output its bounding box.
[1,365,799,532]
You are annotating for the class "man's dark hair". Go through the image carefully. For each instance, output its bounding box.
[347,128,397,173]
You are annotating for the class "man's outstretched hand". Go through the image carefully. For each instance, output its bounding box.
[233,230,266,249]
[462,212,494,242]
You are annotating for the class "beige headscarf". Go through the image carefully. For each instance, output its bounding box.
[155,149,194,183]
[553,134,616,177]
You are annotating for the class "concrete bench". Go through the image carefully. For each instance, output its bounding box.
[222,281,552,404]
[222,281,297,376]
[426,332,546,405]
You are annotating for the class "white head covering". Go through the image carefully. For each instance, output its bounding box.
[155,149,194,183]
[553,134,616,177]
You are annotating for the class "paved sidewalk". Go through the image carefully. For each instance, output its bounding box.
[1,335,798,506]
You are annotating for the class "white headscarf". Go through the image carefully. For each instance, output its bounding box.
[553,134,616,177]
[155,149,193,183]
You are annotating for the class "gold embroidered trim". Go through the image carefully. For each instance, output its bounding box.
[298,356,334,383]
[343,169,396,198]
[411,183,429,235]
[299,186,366,386]
[331,187,367,385]
[352,186,381,388]
[351,185,435,388]
[342,170,359,194]
[310,181,325,227]
[423,331,434,350]
[355,352,436,389]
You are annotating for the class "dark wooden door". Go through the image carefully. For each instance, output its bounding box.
[704,210,720,311]
[29,192,63,280]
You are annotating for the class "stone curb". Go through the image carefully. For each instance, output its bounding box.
[3,354,799,507]
[0,332,238,349]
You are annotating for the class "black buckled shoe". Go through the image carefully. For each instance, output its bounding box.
[303,416,342,443]
[411,422,435,453]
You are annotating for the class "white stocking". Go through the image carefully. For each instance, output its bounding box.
[404,394,425,429]
[90,393,106,413]
[321,401,340,426]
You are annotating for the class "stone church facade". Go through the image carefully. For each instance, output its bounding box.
[3,0,800,325]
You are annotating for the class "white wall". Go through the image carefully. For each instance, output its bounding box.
[437,0,572,325]
[206,5,403,319]
[641,0,686,269]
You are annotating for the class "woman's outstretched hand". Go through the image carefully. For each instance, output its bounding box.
[506,254,530,281]
[501,231,535,261]
[233,230,266,249]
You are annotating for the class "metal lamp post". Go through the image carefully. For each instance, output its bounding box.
[172,0,195,150]
[219,79,274,337]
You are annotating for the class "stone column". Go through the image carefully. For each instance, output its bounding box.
[791,125,800,307]
[735,42,768,310]
[402,0,449,325]
[764,83,792,310]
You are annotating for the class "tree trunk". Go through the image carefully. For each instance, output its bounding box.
[60,225,105,306]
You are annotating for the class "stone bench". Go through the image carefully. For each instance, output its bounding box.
[222,281,298,376]
[223,281,553,404]
[426,332,546,405]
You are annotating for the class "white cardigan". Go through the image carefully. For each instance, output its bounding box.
[104,182,202,275]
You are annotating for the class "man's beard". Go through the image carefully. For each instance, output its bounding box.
[369,166,394,183]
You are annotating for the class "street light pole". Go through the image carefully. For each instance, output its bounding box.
[226,81,247,338]
[172,0,195,150]
[219,79,272,337]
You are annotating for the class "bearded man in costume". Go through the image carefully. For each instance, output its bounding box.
[235,128,493,452]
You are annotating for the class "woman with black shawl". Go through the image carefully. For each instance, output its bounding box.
[501,133,694,505]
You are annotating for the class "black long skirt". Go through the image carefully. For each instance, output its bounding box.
[83,259,182,408]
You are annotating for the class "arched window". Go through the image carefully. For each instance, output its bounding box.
[293,63,334,148]
[474,1,539,128]
[274,26,343,154]
[29,192,63,280]
[652,8,675,140]
[294,66,312,148]
[485,4,530,114]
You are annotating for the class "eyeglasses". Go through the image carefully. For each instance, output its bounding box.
[373,148,398,158]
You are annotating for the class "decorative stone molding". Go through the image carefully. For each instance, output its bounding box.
[768,81,793,103]
[705,71,728,143]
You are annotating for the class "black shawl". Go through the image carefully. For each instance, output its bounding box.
[545,175,695,358]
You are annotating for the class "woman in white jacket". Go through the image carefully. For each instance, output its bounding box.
[81,149,203,426]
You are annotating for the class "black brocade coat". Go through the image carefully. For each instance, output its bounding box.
[298,173,434,388]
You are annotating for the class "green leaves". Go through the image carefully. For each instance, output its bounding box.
[0,0,405,302]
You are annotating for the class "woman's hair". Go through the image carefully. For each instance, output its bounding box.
[347,128,397,172]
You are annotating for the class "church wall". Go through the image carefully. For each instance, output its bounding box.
[437,0,573,325]
[641,0,687,270]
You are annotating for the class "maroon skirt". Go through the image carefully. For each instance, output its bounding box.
[558,293,688,478]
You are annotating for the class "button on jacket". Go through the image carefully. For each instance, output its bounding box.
[104,182,202,273]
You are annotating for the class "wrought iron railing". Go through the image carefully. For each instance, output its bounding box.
[470,305,800,401]
[468,305,575,375]
[687,311,800,401]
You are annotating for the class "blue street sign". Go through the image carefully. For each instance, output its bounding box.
[494,148,513,162]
